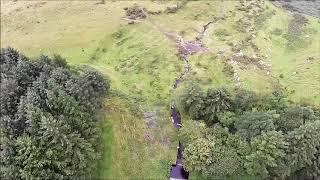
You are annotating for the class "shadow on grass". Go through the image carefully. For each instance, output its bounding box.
[94,120,113,179]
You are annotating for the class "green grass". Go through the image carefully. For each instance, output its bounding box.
[91,2,320,178]
[87,21,183,178]
[91,22,182,106]
[252,2,320,104]
[2,1,181,178]
[205,0,320,105]
[186,53,234,89]
[95,118,113,178]
[1,0,320,178]
[94,96,177,179]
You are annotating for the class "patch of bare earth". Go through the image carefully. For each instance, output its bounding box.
[143,112,170,148]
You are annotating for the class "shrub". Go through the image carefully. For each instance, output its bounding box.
[279,74,284,78]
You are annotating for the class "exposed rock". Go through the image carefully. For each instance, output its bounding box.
[124,4,147,20]
[165,4,179,14]
[235,51,244,57]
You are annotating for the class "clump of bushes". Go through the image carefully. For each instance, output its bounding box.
[179,83,320,179]
[124,4,147,20]
[0,48,110,179]
[279,74,284,78]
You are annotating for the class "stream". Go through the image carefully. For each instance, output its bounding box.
[138,9,216,179]
[168,22,214,180]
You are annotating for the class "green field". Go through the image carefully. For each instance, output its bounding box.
[1,0,319,178]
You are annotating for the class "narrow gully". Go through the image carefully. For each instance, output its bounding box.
[141,13,216,179]
[168,23,212,179]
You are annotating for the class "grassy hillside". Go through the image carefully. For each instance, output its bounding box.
[1,0,319,178]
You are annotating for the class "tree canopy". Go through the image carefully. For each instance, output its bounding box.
[0,47,110,179]
[179,83,320,179]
